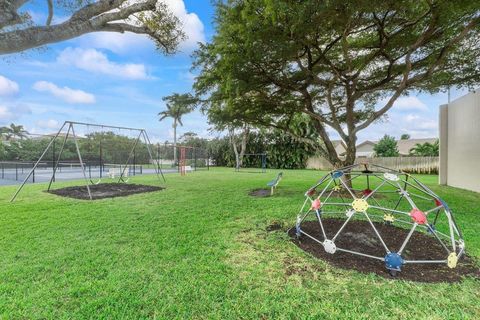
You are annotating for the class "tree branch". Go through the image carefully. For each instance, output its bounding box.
[0,0,182,55]
[46,0,53,26]
[354,14,480,134]
[71,0,128,21]
[0,0,29,28]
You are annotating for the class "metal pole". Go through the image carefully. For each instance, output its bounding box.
[10,122,67,202]
[48,124,71,191]
[194,147,197,171]
[70,124,93,200]
[99,140,103,179]
[142,131,165,182]
[118,130,143,183]
[65,120,144,132]
[52,139,56,172]
[157,143,160,169]
[133,148,136,176]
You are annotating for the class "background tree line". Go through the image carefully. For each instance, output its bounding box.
[180,128,316,169]
[1,123,314,169]
[0,129,151,165]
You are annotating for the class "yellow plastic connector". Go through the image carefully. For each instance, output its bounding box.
[352,199,369,212]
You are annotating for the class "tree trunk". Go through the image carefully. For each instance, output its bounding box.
[229,128,240,170]
[238,126,249,167]
[173,120,177,165]
[339,138,357,189]
[314,125,357,189]
[229,126,249,170]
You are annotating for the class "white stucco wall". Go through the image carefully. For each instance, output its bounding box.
[439,90,480,193]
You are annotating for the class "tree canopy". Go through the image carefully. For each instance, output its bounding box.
[193,0,480,168]
[409,140,439,156]
[374,135,399,157]
[159,93,197,127]
[0,0,185,55]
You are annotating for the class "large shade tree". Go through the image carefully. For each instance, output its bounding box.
[0,0,185,55]
[159,93,196,164]
[194,0,480,169]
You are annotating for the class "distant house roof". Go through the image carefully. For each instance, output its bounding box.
[353,138,438,156]
[356,140,377,149]
[30,133,71,140]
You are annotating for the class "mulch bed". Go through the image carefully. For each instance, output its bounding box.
[249,189,271,197]
[48,183,164,200]
[289,218,480,283]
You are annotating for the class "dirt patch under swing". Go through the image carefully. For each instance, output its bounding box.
[288,218,480,283]
[48,183,164,200]
[249,188,272,197]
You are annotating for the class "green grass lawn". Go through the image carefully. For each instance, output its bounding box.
[0,168,479,319]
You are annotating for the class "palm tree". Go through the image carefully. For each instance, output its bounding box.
[0,126,8,140]
[1,123,28,141]
[409,140,439,156]
[159,93,197,164]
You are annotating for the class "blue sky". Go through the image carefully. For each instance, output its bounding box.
[0,1,471,143]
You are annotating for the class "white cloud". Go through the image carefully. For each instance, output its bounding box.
[404,114,420,122]
[0,103,31,122]
[417,119,438,130]
[36,119,60,129]
[79,32,152,55]
[0,105,14,120]
[57,47,148,80]
[163,0,206,51]
[33,81,96,104]
[389,96,428,111]
[0,75,19,96]
[76,0,205,54]
[403,114,437,130]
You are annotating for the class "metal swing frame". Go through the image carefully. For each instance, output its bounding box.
[235,153,267,173]
[10,121,165,202]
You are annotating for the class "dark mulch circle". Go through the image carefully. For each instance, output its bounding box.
[289,218,480,283]
[48,183,164,200]
[249,189,271,197]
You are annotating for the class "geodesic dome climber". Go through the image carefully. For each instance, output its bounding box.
[295,164,465,276]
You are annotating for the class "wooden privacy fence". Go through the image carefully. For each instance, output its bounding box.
[306,156,439,174]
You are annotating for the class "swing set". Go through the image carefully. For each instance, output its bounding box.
[11,121,165,202]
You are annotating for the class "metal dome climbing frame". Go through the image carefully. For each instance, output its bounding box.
[295,163,465,275]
